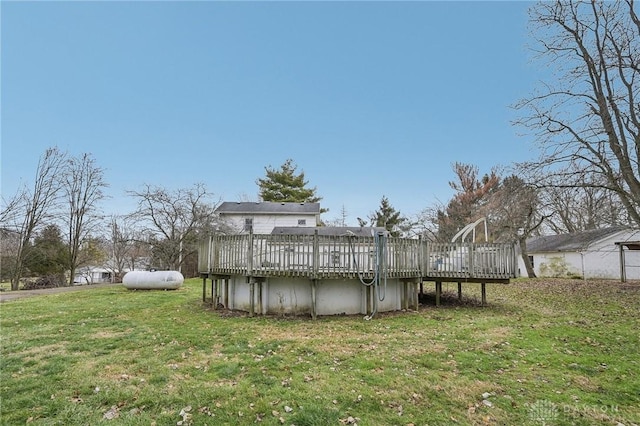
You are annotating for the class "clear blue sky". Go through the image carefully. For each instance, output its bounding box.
[1,1,538,226]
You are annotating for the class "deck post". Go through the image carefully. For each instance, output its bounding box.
[414,281,419,310]
[313,229,320,278]
[458,282,462,301]
[248,230,254,275]
[435,281,441,307]
[249,278,255,317]
[257,279,263,315]
[405,281,409,310]
[212,278,217,308]
[311,279,317,320]
[224,277,229,308]
[481,282,486,306]
[403,281,409,310]
[619,244,626,283]
[202,275,207,303]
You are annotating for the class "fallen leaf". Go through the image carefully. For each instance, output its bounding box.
[103,406,119,420]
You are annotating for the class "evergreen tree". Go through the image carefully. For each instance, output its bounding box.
[369,196,407,237]
[24,224,69,277]
[257,159,324,207]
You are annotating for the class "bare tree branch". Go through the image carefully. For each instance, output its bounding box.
[127,183,219,272]
[517,0,640,226]
[61,153,108,285]
[5,148,66,290]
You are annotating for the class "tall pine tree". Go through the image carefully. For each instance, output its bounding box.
[257,159,324,207]
[369,196,407,237]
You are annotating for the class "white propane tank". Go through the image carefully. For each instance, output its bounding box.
[122,270,184,290]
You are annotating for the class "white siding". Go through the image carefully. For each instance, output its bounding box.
[588,231,640,279]
[221,213,318,234]
[225,276,405,316]
[519,230,640,280]
[529,253,583,278]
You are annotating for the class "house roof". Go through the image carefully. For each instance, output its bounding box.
[215,201,321,215]
[527,226,631,252]
[271,226,386,237]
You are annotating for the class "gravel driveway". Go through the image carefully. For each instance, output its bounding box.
[0,283,121,303]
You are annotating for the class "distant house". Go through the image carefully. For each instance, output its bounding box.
[73,266,113,285]
[519,227,640,280]
[215,201,321,234]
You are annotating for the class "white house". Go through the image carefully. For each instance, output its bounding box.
[519,227,640,280]
[73,266,113,285]
[215,201,321,234]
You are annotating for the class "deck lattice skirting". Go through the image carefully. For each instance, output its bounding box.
[198,232,517,282]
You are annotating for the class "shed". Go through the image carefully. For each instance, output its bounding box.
[520,227,640,279]
[615,241,640,282]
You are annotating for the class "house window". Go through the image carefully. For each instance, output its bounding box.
[528,255,534,269]
[244,218,253,232]
[298,219,306,226]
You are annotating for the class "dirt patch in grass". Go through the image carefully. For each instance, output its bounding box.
[516,277,639,293]
[21,343,67,359]
[0,283,120,302]
[91,330,130,339]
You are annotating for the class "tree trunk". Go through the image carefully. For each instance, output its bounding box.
[10,274,21,291]
[519,237,536,278]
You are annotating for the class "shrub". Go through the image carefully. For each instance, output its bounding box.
[22,274,66,290]
[538,256,576,278]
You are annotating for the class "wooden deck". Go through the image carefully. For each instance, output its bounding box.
[198,232,517,282]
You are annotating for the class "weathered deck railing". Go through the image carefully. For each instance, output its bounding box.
[199,232,517,281]
[422,242,517,280]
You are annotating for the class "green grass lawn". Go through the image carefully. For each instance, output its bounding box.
[1,278,638,425]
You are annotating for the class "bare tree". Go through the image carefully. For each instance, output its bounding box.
[0,192,23,227]
[3,148,66,290]
[540,173,630,233]
[324,205,349,227]
[516,0,640,226]
[487,175,546,278]
[61,153,108,285]
[128,183,218,272]
[104,215,154,280]
[104,215,138,282]
[413,203,443,241]
[435,163,500,242]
